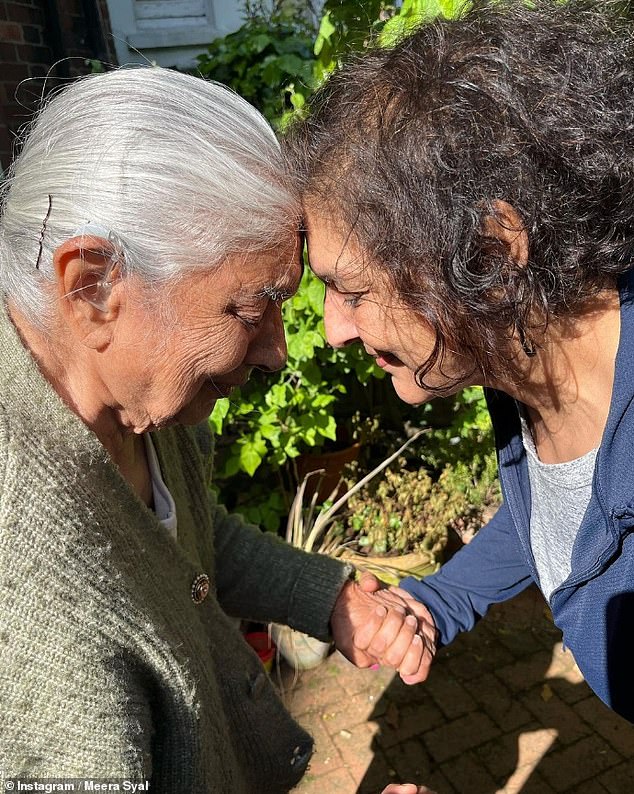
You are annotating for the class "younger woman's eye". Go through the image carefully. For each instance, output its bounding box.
[322,280,366,308]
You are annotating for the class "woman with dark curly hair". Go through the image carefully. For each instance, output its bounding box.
[284,0,634,722]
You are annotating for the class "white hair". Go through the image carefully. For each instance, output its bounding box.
[0,66,300,326]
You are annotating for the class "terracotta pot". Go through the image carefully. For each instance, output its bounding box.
[270,624,332,671]
[296,442,361,502]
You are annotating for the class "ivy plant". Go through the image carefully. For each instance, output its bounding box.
[196,3,316,127]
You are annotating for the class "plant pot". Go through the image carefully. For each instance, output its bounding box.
[270,624,332,671]
[340,550,440,587]
[244,631,276,673]
[296,442,361,502]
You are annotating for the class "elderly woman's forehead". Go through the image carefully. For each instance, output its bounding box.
[259,256,303,297]
[225,244,302,294]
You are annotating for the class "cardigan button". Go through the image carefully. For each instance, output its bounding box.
[191,573,210,604]
[291,741,313,774]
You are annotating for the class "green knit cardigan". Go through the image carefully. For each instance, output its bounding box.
[0,303,352,792]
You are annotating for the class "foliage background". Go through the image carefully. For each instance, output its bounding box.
[197,0,500,556]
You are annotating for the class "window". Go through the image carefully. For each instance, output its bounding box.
[105,0,242,68]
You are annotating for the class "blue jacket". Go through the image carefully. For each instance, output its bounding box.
[401,269,634,723]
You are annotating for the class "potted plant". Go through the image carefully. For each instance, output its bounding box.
[271,429,431,670]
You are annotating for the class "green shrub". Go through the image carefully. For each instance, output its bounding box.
[345,447,500,558]
[196,2,316,127]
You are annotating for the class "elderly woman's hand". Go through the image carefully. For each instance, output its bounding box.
[330,571,406,667]
[355,584,438,686]
[330,573,434,682]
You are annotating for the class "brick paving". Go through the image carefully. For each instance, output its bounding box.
[277,586,634,794]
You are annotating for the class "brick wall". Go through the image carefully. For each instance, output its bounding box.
[0,0,116,172]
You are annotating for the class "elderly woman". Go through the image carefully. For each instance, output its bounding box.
[284,0,634,724]
[0,67,428,790]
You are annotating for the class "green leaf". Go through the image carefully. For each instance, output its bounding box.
[439,0,469,18]
[261,59,283,85]
[312,393,336,408]
[257,422,278,441]
[209,398,230,434]
[316,414,337,441]
[275,53,307,75]
[251,32,274,53]
[240,442,264,476]
[288,86,306,110]
[222,446,242,478]
[314,11,336,57]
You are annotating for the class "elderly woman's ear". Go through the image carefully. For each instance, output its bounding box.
[53,235,123,349]
[480,199,529,267]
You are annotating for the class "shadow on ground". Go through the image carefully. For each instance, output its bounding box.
[288,586,634,794]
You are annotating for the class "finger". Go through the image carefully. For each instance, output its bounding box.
[353,605,388,651]
[357,571,382,593]
[416,618,438,658]
[372,590,408,614]
[366,609,411,660]
[381,614,419,670]
[397,634,428,681]
[388,588,436,625]
[392,626,426,677]
[387,585,412,600]
[400,635,434,685]
[381,784,434,794]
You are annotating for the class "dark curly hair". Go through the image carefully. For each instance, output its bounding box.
[283,0,634,388]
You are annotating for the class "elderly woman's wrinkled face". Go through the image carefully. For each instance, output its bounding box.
[305,212,474,405]
[98,239,302,432]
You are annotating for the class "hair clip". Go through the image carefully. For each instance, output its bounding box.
[35,194,53,270]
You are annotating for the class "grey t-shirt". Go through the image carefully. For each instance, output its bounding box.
[520,412,598,601]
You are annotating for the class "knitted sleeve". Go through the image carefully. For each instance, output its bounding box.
[0,412,6,496]
[186,422,354,639]
[210,492,353,641]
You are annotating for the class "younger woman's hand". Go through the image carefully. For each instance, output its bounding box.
[381,784,437,794]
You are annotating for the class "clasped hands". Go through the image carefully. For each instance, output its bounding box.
[330,571,438,686]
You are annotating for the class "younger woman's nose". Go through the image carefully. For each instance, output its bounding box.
[323,291,359,349]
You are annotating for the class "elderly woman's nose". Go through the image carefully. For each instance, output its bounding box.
[323,290,357,349]
[249,305,288,372]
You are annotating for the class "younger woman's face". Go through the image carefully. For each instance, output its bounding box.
[305,211,475,405]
